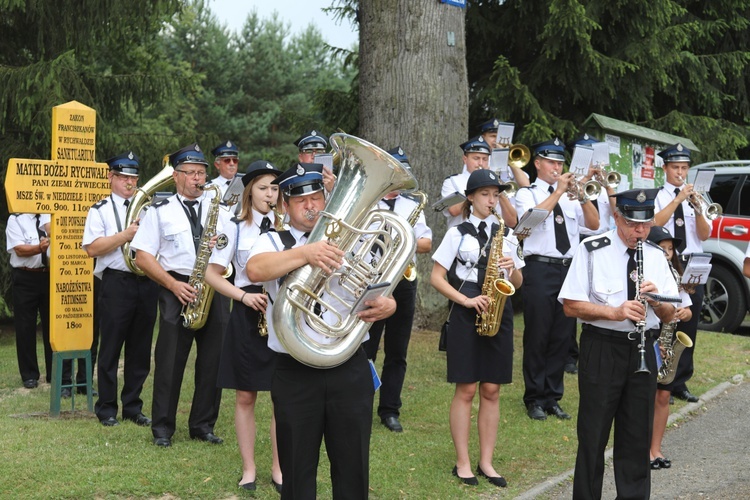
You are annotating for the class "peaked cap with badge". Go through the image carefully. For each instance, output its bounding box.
[386,146,411,169]
[294,130,328,152]
[612,188,660,222]
[169,143,208,169]
[460,136,491,155]
[478,118,501,134]
[105,151,140,177]
[532,138,566,162]
[567,133,601,152]
[211,140,239,158]
[273,163,325,197]
[657,143,692,164]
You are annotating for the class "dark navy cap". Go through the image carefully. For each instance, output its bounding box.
[169,143,208,169]
[460,136,491,155]
[567,133,601,152]
[211,140,239,158]
[657,143,692,164]
[105,151,140,177]
[241,160,283,187]
[387,146,411,169]
[478,118,501,134]
[612,188,659,222]
[465,169,509,196]
[532,138,566,162]
[273,163,325,196]
[647,225,683,252]
[294,130,328,152]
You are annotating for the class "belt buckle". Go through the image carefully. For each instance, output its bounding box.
[562,258,571,266]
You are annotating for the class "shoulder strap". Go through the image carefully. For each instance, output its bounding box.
[276,230,297,250]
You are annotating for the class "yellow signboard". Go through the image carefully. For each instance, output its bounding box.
[5,101,109,351]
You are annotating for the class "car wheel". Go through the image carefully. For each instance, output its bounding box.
[699,265,746,332]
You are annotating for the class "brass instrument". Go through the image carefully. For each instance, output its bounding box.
[475,208,516,336]
[677,175,722,220]
[258,286,269,337]
[122,157,175,275]
[268,202,285,231]
[272,133,417,368]
[180,184,229,330]
[566,175,601,202]
[401,190,428,282]
[630,239,651,374]
[657,264,693,384]
[508,144,531,169]
[593,168,621,189]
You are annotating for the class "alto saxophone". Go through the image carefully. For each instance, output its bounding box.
[475,208,516,336]
[657,263,694,384]
[181,184,227,330]
[401,191,427,281]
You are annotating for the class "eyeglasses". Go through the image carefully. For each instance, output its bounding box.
[176,170,207,178]
[622,219,654,229]
[220,157,239,164]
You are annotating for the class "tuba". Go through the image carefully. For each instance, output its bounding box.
[272,134,417,368]
[122,157,175,275]
[475,208,515,336]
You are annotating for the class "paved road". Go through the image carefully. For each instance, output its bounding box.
[519,372,750,499]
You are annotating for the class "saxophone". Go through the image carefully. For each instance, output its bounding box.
[181,184,227,330]
[657,263,694,384]
[475,208,516,336]
[401,191,427,281]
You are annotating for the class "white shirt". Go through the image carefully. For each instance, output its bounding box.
[209,208,273,288]
[514,179,587,258]
[5,213,51,268]
[580,189,613,237]
[82,193,132,278]
[440,166,470,229]
[208,175,233,197]
[558,230,679,331]
[654,181,704,254]
[130,193,231,275]
[432,213,524,283]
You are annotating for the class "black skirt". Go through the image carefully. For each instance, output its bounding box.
[217,285,276,391]
[446,281,514,384]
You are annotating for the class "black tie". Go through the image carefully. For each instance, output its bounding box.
[626,248,637,301]
[124,199,130,208]
[225,180,231,186]
[184,200,201,251]
[550,186,571,255]
[259,217,271,234]
[477,221,488,250]
[35,215,48,267]
[383,198,397,211]
[302,232,310,239]
[673,188,687,254]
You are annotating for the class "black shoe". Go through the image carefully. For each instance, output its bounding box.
[381,416,403,432]
[651,457,671,469]
[546,405,572,420]
[527,404,547,421]
[124,413,152,427]
[650,459,661,470]
[100,416,120,427]
[673,390,699,403]
[271,479,282,494]
[239,481,256,491]
[153,437,171,447]
[564,362,578,374]
[476,464,507,487]
[191,432,223,444]
[452,466,478,486]
[60,387,72,399]
[22,379,38,389]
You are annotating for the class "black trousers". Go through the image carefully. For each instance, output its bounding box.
[272,348,373,500]
[573,325,656,500]
[521,260,574,409]
[95,270,158,420]
[670,284,704,393]
[151,279,228,439]
[363,278,417,420]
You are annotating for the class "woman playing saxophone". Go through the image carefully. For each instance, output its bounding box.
[430,169,523,488]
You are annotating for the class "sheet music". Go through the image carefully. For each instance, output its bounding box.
[642,292,683,304]
[682,252,712,285]
[569,145,594,176]
[514,208,549,240]
[692,168,715,193]
[591,142,610,168]
[431,191,466,212]
[315,152,334,172]
[491,148,510,177]
[495,122,515,147]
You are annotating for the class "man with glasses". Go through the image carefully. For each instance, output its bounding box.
[209,140,239,197]
[131,143,230,447]
[83,151,158,427]
[559,188,678,500]
[294,130,336,192]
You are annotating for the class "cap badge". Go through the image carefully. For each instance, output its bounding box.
[296,164,305,176]
[489,172,496,180]
[677,144,684,151]
[493,119,499,127]
[194,144,201,152]
[555,214,564,225]
[583,133,590,140]
[636,190,646,202]
[478,137,485,143]
[127,152,134,160]
[266,163,273,169]
[554,138,560,146]
[226,141,232,148]
[398,147,404,155]
[311,130,318,136]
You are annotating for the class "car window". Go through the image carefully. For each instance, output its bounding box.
[710,174,742,215]
[739,176,750,217]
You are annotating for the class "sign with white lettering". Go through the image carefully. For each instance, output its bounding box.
[5,101,109,351]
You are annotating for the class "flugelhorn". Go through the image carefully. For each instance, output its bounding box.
[566,175,601,202]
[677,175,722,220]
[593,168,621,189]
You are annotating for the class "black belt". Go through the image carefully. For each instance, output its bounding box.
[17,267,48,272]
[584,324,660,340]
[525,255,572,267]
[103,268,150,281]
[167,271,189,283]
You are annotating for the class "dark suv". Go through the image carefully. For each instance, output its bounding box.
[688,161,750,332]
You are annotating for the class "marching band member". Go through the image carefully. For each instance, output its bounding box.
[514,139,599,421]
[208,140,239,197]
[82,151,158,427]
[653,144,709,403]
[478,118,530,188]
[559,189,677,500]
[131,143,230,447]
[205,160,284,492]
[294,130,336,193]
[431,169,523,489]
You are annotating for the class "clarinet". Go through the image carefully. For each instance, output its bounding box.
[632,239,651,374]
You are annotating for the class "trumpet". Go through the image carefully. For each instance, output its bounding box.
[593,168,621,189]
[676,175,722,220]
[508,144,531,169]
[566,175,601,202]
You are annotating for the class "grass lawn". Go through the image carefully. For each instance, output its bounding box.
[0,317,748,499]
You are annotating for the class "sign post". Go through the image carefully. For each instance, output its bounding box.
[5,101,110,415]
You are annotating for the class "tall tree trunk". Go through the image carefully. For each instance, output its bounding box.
[359,0,468,327]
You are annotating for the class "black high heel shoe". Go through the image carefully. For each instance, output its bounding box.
[476,464,508,487]
[452,465,478,486]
